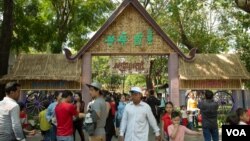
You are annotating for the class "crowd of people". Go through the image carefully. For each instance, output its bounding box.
[0,81,250,141]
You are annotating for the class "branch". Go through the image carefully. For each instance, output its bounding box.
[143,0,150,8]
[51,1,60,23]
[153,0,170,19]
[235,0,250,13]
[175,4,198,52]
[59,0,73,33]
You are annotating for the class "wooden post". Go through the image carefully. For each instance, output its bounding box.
[168,53,180,107]
[82,53,92,111]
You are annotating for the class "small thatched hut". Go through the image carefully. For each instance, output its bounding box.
[0,54,81,90]
[179,54,250,90]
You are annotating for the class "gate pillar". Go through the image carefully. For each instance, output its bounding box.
[82,52,92,111]
[168,53,180,107]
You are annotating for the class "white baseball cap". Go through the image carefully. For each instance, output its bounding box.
[130,87,142,94]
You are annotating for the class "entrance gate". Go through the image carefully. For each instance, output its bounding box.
[64,0,196,107]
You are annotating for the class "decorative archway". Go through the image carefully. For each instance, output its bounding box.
[64,0,196,107]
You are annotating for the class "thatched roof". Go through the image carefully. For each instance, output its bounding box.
[0,54,81,82]
[179,54,250,80]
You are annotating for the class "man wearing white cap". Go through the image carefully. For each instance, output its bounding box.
[119,87,161,141]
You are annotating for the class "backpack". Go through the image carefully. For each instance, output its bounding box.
[83,106,98,136]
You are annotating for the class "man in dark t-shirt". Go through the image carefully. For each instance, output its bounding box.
[198,90,219,141]
[146,89,160,123]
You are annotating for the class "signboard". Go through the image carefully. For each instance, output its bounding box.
[180,80,242,90]
[104,28,153,47]
[110,56,150,74]
[20,80,81,90]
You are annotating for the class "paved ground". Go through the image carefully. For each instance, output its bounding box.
[27,128,222,141]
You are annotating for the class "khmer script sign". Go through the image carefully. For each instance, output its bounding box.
[110,56,150,74]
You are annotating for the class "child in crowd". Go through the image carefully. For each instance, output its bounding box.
[161,102,174,141]
[168,111,201,141]
[236,108,250,125]
[18,102,36,136]
[180,105,188,127]
[39,101,51,141]
[187,91,198,129]
[19,102,29,129]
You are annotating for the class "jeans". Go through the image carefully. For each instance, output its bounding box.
[73,120,85,141]
[57,135,74,141]
[202,128,219,141]
[188,122,194,130]
[50,125,57,141]
[115,118,121,128]
[41,130,50,141]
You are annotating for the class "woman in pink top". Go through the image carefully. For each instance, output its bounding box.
[168,111,201,141]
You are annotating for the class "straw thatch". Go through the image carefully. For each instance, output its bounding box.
[179,54,250,80]
[88,5,174,55]
[0,54,81,82]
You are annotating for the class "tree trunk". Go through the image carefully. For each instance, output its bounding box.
[146,60,154,89]
[50,0,72,53]
[0,0,14,100]
[146,75,153,89]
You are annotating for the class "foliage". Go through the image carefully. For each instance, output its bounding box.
[12,0,50,53]
[125,74,146,88]
[9,0,116,53]
[214,1,250,87]
[139,0,250,88]
[92,56,111,84]
[150,56,168,85]
[92,56,123,91]
[92,56,145,92]
[145,0,233,53]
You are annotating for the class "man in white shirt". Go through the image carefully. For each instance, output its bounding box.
[119,87,161,141]
[0,82,26,141]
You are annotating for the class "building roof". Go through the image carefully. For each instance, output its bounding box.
[0,54,81,82]
[179,54,250,80]
[64,0,196,61]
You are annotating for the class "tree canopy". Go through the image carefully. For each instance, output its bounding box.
[10,0,116,53]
